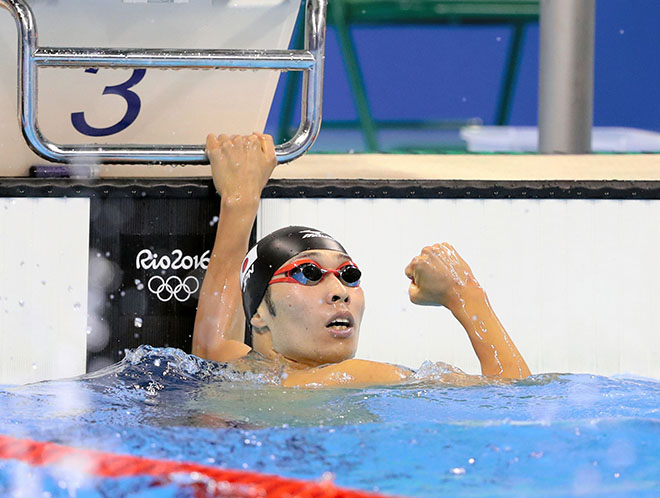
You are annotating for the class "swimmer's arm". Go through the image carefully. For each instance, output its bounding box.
[193,197,254,361]
[406,243,531,379]
[448,285,530,379]
[281,359,411,387]
[193,134,276,362]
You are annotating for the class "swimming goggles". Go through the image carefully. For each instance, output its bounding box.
[269,259,361,287]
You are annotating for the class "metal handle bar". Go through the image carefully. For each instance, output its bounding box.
[0,0,327,164]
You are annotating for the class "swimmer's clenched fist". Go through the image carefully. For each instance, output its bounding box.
[206,133,276,205]
[406,243,530,379]
[405,243,480,309]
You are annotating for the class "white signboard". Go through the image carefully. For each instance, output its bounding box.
[0,0,299,175]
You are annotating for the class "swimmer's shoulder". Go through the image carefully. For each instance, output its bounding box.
[198,339,251,363]
[281,359,503,388]
[282,359,412,388]
[230,349,287,378]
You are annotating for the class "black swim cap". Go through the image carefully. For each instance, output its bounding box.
[240,226,348,328]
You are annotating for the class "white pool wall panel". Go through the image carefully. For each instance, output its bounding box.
[0,0,300,176]
[0,198,89,384]
[258,198,660,378]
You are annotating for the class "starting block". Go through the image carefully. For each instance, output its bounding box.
[0,0,326,173]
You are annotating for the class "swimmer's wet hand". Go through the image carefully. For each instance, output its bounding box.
[206,133,276,205]
[405,243,480,309]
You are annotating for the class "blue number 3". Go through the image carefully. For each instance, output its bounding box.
[71,68,146,137]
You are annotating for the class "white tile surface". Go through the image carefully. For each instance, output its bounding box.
[0,198,90,384]
[259,198,660,378]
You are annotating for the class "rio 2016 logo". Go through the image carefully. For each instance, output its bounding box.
[136,249,210,271]
[136,249,210,302]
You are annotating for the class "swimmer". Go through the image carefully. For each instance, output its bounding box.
[193,133,531,387]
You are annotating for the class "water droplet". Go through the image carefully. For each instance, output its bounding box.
[496,36,502,42]
[137,283,144,291]
[320,472,335,482]
[614,472,620,478]
[105,251,111,257]
[468,458,475,464]
[619,29,625,35]
[120,291,126,297]
[134,333,140,339]
[73,302,81,310]
[154,359,161,367]
[450,467,466,475]
[109,294,115,300]
[18,300,24,307]
[134,317,143,328]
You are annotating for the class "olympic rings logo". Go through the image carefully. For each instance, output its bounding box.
[147,275,200,303]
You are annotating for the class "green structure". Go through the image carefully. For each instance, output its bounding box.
[278,0,539,152]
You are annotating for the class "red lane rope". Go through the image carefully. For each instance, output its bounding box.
[0,434,401,498]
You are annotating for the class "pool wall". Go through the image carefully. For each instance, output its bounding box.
[0,198,89,384]
[2,154,660,383]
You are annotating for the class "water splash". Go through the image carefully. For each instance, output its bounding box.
[1,349,660,497]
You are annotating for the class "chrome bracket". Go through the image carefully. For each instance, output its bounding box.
[0,0,326,164]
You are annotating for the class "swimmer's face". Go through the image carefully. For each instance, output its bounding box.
[252,249,365,367]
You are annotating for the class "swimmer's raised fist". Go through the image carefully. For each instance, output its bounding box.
[206,133,277,205]
[405,243,481,309]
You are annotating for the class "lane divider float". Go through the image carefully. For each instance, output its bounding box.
[0,434,401,497]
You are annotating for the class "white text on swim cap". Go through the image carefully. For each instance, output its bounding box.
[299,229,334,241]
[240,245,259,291]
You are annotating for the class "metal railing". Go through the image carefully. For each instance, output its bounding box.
[0,0,327,164]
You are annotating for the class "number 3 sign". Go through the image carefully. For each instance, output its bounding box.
[71,69,146,137]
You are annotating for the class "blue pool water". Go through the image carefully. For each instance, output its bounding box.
[1,346,660,497]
